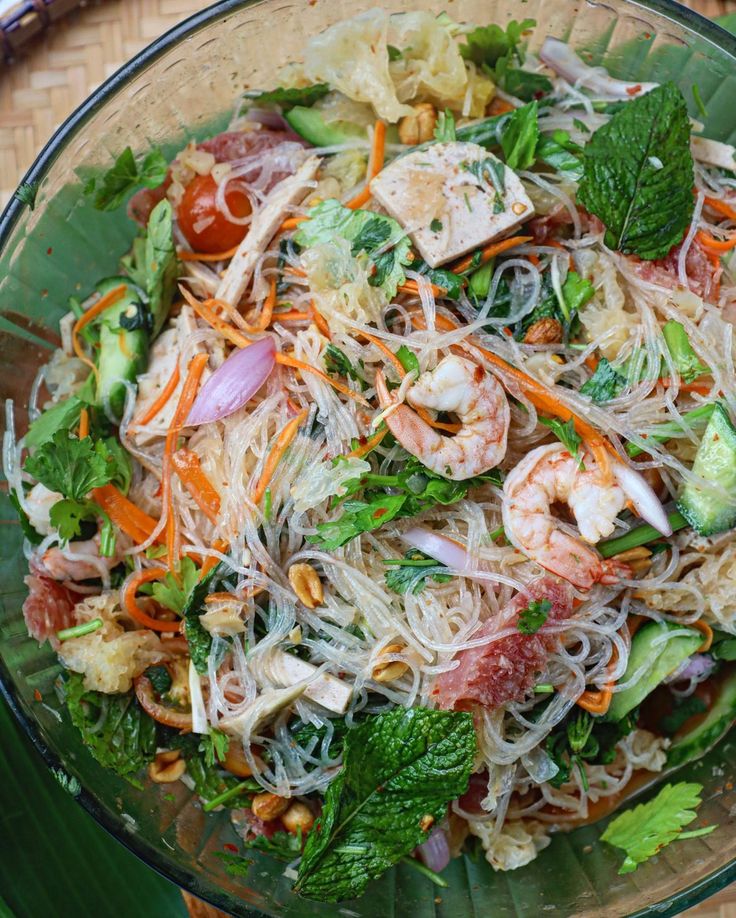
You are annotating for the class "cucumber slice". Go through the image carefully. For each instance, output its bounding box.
[667,668,736,768]
[677,402,736,536]
[607,621,702,722]
[285,107,369,147]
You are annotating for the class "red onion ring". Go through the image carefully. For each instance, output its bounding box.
[539,38,657,99]
[612,462,672,537]
[401,527,471,572]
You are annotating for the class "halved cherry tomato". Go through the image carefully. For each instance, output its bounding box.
[134,674,193,730]
[177,173,252,253]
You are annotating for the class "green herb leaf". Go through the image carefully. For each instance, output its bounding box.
[408,258,464,300]
[86,147,168,212]
[500,100,539,171]
[24,431,115,500]
[577,82,694,260]
[712,635,736,662]
[64,673,157,777]
[324,344,359,381]
[200,728,230,768]
[14,180,39,209]
[249,83,330,110]
[294,707,476,902]
[151,556,200,615]
[536,130,584,181]
[49,498,100,544]
[459,19,536,69]
[580,357,627,404]
[168,732,242,802]
[434,109,457,142]
[295,200,412,298]
[539,417,584,467]
[601,781,716,874]
[24,396,87,449]
[499,67,552,102]
[517,598,551,634]
[430,218,443,232]
[182,563,222,674]
[144,664,172,695]
[144,199,178,336]
[662,320,708,383]
[384,550,452,595]
[395,345,420,375]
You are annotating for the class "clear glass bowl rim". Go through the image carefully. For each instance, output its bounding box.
[2,1,736,914]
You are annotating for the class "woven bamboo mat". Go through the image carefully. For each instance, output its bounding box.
[2,1,736,916]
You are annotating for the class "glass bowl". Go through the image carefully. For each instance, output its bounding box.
[2,1,736,915]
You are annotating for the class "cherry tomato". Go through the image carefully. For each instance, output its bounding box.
[134,674,193,730]
[177,173,252,253]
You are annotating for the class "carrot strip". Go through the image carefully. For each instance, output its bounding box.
[346,120,386,210]
[451,236,532,274]
[72,283,127,378]
[703,196,736,221]
[696,229,736,253]
[180,285,253,348]
[242,276,277,335]
[200,537,229,580]
[660,378,713,395]
[359,330,407,377]
[397,279,446,298]
[170,448,221,525]
[348,428,388,458]
[92,483,160,544]
[78,408,89,439]
[177,243,240,262]
[135,362,181,426]
[279,215,308,232]
[274,310,311,322]
[123,568,181,632]
[691,619,713,653]
[487,97,515,116]
[253,409,309,504]
[310,303,332,340]
[275,352,370,406]
[164,353,210,569]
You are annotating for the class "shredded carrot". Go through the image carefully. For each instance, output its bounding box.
[451,236,532,274]
[72,283,127,378]
[691,619,713,653]
[123,568,181,632]
[527,253,540,267]
[487,97,515,116]
[659,377,714,395]
[346,120,386,210]
[348,428,388,458]
[200,538,229,580]
[253,408,309,504]
[275,352,370,406]
[279,215,308,233]
[177,243,241,262]
[170,449,221,525]
[92,483,160,544]
[696,229,736,253]
[274,309,311,322]
[242,276,277,334]
[310,303,332,340]
[206,296,250,331]
[78,407,89,439]
[164,353,210,569]
[135,362,181,426]
[180,285,253,349]
[359,330,407,377]
[703,196,736,221]
[397,279,446,298]
[584,354,599,373]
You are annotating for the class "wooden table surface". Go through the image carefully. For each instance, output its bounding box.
[1,0,736,915]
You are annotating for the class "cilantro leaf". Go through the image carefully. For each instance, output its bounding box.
[580,357,627,404]
[459,19,536,69]
[577,82,694,260]
[536,130,584,181]
[168,731,242,802]
[500,101,539,171]
[49,498,98,543]
[601,781,716,874]
[249,83,329,110]
[434,109,456,142]
[539,417,584,467]
[199,727,230,768]
[24,431,115,500]
[14,180,39,209]
[86,146,168,211]
[395,345,420,375]
[24,396,87,449]
[384,550,452,595]
[295,200,411,298]
[152,556,200,614]
[662,319,708,383]
[324,344,359,381]
[517,598,551,634]
[294,707,476,902]
[309,495,408,551]
[64,673,157,777]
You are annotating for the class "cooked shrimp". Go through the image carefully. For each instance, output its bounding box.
[502,443,632,589]
[375,354,509,480]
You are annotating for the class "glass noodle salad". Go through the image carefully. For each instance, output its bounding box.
[9,8,736,901]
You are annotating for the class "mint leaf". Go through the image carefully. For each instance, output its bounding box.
[144,664,172,695]
[294,707,476,902]
[500,100,539,171]
[517,598,551,634]
[577,82,694,260]
[295,200,411,298]
[537,130,584,181]
[87,146,168,211]
[580,357,627,404]
[540,416,584,467]
[24,431,115,500]
[601,781,716,874]
[384,550,452,595]
[250,83,329,110]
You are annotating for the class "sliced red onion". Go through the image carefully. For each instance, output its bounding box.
[539,38,658,99]
[401,527,471,572]
[186,337,275,426]
[417,827,451,874]
[665,653,716,685]
[612,462,672,537]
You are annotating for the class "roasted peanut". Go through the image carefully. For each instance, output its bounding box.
[419,814,434,832]
[288,563,324,608]
[222,741,254,778]
[372,643,409,683]
[398,103,437,145]
[149,750,186,783]
[282,801,315,835]
[251,791,290,821]
[523,318,563,345]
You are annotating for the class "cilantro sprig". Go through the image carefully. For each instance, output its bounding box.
[383,550,452,595]
[517,598,551,634]
[539,417,584,468]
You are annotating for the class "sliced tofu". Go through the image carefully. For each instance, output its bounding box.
[691,135,736,172]
[216,155,321,306]
[263,649,352,715]
[370,141,534,268]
